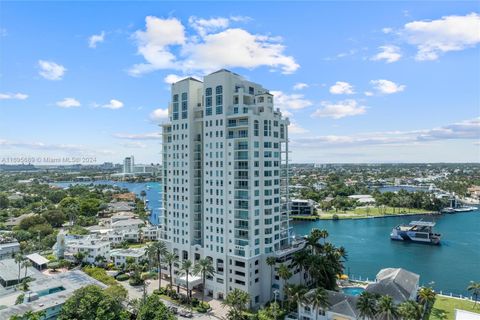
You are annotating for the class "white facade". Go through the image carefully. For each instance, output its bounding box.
[123,155,135,174]
[161,70,292,307]
[109,248,146,267]
[60,236,111,264]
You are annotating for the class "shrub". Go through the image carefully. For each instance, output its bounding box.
[191,297,199,307]
[15,293,25,305]
[129,278,144,286]
[82,266,117,286]
[195,302,210,313]
[332,214,339,220]
[116,274,130,281]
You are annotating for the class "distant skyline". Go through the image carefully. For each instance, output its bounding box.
[1,2,479,163]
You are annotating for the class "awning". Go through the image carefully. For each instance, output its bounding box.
[175,274,202,289]
[26,253,49,266]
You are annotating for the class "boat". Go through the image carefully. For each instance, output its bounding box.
[390,220,441,245]
[441,197,478,213]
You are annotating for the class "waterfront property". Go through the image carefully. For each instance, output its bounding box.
[291,199,317,215]
[292,211,480,296]
[366,268,419,303]
[161,69,295,307]
[298,268,420,320]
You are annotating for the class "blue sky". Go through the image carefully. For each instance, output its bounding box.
[1,1,479,164]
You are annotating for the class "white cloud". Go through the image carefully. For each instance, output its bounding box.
[371,45,402,63]
[149,108,169,122]
[293,83,308,90]
[0,92,28,100]
[164,74,185,84]
[289,122,309,134]
[270,91,312,111]
[114,132,161,140]
[329,81,355,95]
[100,99,124,109]
[88,31,105,48]
[312,99,366,119]
[129,16,299,76]
[370,79,405,94]
[188,16,229,37]
[163,74,201,84]
[120,141,147,149]
[0,28,7,37]
[364,91,374,97]
[403,13,480,61]
[56,98,81,108]
[292,117,480,148]
[382,27,393,34]
[38,60,66,80]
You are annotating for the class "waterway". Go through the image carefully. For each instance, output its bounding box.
[54,180,479,296]
[292,211,480,297]
[53,180,162,225]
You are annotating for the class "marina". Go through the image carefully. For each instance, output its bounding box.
[54,180,479,298]
[292,210,480,297]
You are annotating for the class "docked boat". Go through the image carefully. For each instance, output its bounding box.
[441,206,478,214]
[390,220,441,245]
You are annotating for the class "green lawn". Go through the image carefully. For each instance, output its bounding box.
[315,206,434,220]
[430,296,479,320]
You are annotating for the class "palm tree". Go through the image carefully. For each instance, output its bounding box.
[398,300,422,320]
[194,258,215,303]
[308,287,330,320]
[292,250,309,285]
[14,253,23,285]
[266,256,277,300]
[377,295,399,320]
[285,284,308,311]
[356,291,378,320]
[179,259,193,301]
[467,281,480,308]
[277,264,292,306]
[418,286,436,316]
[22,259,32,279]
[163,252,178,289]
[222,288,250,320]
[146,241,168,291]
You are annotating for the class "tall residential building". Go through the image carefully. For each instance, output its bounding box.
[161,69,295,307]
[123,155,134,174]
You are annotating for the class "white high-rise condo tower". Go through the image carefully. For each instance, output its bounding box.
[161,70,302,307]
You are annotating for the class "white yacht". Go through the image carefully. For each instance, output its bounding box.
[390,220,441,245]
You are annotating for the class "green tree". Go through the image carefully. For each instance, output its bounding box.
[356,291,378,320]
[163,252,178,289]
[179,259,193,302]
[0,193,9,209]
[194,258,215,303]
[377,295,399,320]
[418,286,436,317]
[266,256,277,300]
[222,288,250,320]
[41,209,66,227]
[258,302,283,320]
[146,241,168,291]
[58,285,128,320]
[467,281,480,308]
[136,293,176,320]
[284,284,308,311]
[308,287,330,317]
[398,300,422,320]
[14,253,23,285]
[277,264,292,305]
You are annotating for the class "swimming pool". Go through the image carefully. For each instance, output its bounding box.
[341,287,365,296]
